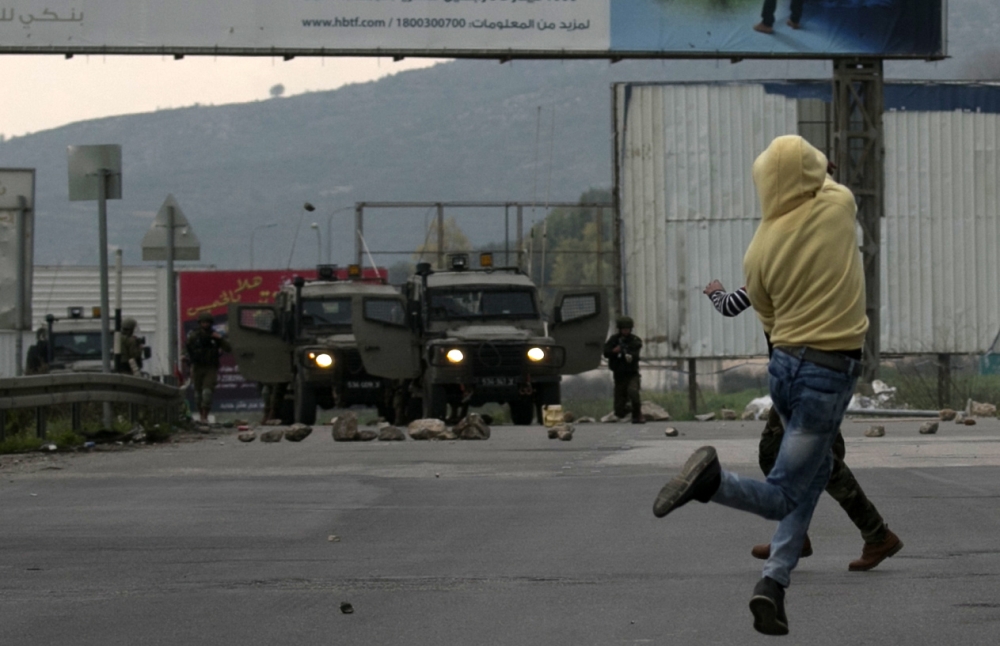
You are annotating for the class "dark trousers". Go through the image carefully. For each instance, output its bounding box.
[761,0,805,26]
[613,374,642,420]
[758,407,888,544]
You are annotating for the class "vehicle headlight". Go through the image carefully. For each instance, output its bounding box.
[314,353,334,368]
[446,348,465,364]
[527,347,546,362]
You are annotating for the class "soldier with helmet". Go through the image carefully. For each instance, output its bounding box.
[603,315,645,423]
[117,317,145,375]
[184,311,232,422]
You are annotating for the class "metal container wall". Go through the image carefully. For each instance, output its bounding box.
[883,109,1000,354]
[0,330,27,378]
[30,266,169,375]
[616,83,797,359]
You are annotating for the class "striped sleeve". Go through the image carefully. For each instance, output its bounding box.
[708,287,752,317]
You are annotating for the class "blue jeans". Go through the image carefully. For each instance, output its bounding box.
[710,348,858,587]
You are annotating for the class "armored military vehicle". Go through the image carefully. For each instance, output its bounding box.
[228,265,399,425]
[42,307,150,373]
[351,253,608,425]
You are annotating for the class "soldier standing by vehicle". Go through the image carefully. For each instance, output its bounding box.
[604,316,644,424]
[25,327,50,375]
[117,318,145,376]
[185,311,232,422]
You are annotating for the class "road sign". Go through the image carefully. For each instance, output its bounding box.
[67,145,122,202]
[141,194,201,261]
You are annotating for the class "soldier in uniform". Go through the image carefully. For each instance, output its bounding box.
[184,311,232,422]
[603,316,645,424]
[118,318,145,376]
[25,327,50,375]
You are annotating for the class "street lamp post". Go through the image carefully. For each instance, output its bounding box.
[310,222,322,266]
[250,222,278,269]
[306,202,355,264]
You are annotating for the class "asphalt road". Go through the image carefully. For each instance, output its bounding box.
[3,416,1000,645]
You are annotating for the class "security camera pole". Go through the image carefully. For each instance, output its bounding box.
[67,146,122,429]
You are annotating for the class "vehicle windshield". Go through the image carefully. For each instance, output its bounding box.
[51,332,103,360]
[300,298,352,328]
[428,288,537,320]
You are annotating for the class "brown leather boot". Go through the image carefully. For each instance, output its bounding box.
[848,529,903,571]
[751,535,813,560]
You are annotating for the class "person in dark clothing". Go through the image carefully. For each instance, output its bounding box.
[603,316,644,424]
[703,279,903,572]
[25,327,50,375]
[117,317,145,376]
[754,0,805,33]
[184,311,232,422]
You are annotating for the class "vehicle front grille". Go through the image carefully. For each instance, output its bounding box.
[468,343,526,375]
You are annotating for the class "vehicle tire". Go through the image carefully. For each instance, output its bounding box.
[423,383,448,421]
[278,398,294,426]
[294,373,317,425]
[535,382,561,407]
[509,399,535,426]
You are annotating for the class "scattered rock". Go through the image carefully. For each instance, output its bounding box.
[234,419,250,426]
[562,411,575,423]
[264,418,284,426]
[720,408,738,421]
[939,408,957,421]
[694,413,716,422]
[331,412,359,442]
[453,413,491,440]
[284,424,313,442]
[377,426,407,441]
[547,423,574,441]
[640,401,671,421]
[742,396,773,421]
[408,418,456,440]
[664,427,679,437]
[969,400,997,417]
[260,428,284,442]
[575,416,596,424]
[237,430,257,442]
[600,412,620,423]
[194,424,212,434]
[918,421,939,435]
[964,418,977,426]
[357,430,378,441]
[328,535,341,542]
[955,411,967,424]
[222,421,235,428]
[340,602,354,614]
[542,404,565,427]
[864,425,885,438]
[740,410,757,421]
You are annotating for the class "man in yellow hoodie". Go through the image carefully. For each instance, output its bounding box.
[651,135,869,636]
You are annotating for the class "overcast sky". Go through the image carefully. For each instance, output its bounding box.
[1,55,444,139]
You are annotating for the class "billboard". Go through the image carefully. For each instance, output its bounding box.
[178,267,384,415]
[0,1,944,59]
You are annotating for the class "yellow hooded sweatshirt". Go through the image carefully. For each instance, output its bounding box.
[743,135,868,352]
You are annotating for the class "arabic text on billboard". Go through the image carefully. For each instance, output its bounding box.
[0,1,944,59]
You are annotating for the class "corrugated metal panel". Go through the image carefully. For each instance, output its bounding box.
[617,83,797,359]
[30,266,170,374]
[883,109,1000,354]
[0,330,27,378]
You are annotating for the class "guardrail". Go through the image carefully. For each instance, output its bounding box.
[0,373,183,439]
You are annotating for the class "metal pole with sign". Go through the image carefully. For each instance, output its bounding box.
[0,169,35,378]
[141,195,200,386]
[68,145,122,429]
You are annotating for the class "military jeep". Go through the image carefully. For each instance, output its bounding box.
[228,265,399,425]
[351,254,608,425]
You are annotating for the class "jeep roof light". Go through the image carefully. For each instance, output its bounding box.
[450,253,469,271]
[415,262,433,277]
[67,306,84,318]
[317,264,338,281]
[479,252,493,268]
[347,264,362,279]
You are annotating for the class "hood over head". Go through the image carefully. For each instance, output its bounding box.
[752,135,829,221]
